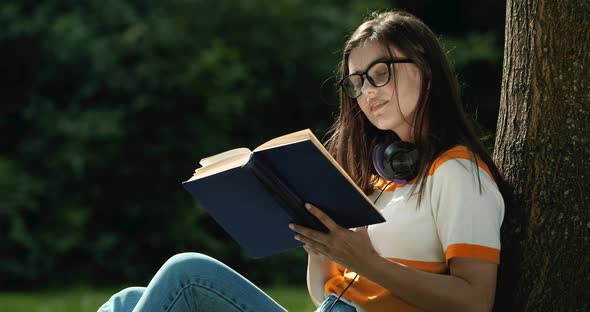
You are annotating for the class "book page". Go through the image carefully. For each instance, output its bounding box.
[187,153,251,181]
[254,129,313,151]
[199,148,251,167]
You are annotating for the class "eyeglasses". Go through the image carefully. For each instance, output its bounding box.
[339,59,414,99]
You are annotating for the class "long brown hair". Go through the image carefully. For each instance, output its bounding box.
[326,10,508,204]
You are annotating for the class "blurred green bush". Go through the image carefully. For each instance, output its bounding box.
[0,0,503,289]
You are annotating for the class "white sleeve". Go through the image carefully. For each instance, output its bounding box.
[429,158,505,264]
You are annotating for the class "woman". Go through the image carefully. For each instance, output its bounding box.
[297,10,507,312]
[99,10,507,312]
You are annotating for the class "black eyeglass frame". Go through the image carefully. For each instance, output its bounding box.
[339,58,414,99]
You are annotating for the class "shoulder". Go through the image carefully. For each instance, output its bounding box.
[427,146,504,214]
[426,145,502,205]
[428,145,494,182]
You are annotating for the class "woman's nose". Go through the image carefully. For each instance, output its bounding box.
[361,78,377,96]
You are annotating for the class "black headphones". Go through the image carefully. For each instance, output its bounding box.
[372,136,419,185]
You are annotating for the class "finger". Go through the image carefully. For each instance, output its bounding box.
[294,233,328,255]
[305,203,340,231]
[289,223,329,244]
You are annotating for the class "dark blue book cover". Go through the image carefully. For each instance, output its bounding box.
[182,129,385,258]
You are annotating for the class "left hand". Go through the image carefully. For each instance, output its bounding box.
[289,203,380,273]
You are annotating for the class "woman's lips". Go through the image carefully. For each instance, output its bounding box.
[370,101,386,112]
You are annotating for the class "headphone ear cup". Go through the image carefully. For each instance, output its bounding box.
[384,141,418,182]
[372,142,396,181]
[374,140,419,183]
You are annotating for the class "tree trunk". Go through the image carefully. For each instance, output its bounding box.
[494,0,589,311]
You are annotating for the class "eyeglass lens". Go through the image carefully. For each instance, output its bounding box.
[342,62,390,98]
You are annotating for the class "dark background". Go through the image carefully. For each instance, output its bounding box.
[0,0,505,290]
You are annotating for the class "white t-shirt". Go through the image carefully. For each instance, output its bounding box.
[323,146,505,311]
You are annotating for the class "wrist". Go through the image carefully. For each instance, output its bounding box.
[355,250,386,276]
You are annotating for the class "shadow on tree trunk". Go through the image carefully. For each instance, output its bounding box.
[494,184,526,311]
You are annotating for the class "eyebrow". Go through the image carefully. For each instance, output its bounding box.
[350,57,391,74]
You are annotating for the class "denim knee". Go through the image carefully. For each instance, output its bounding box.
[98,287,144,312]
[114,286,144,299]
[160,252,224,278]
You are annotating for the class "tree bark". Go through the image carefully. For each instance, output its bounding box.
[494,0,589,311]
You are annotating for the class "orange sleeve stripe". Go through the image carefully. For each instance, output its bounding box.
[388,258,448,273]
[445,243,500,264]
[428,146,494,180]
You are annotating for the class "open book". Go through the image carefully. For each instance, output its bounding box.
[182,129,385,258]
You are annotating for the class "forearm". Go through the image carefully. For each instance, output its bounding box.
[306,254,340,307]
[361,256,492,312]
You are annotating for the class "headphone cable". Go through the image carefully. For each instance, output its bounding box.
[326,180,393,312]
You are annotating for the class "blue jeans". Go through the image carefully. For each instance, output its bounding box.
[98,252,357,312]
[315,295,358,312]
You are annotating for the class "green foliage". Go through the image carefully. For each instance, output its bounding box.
[0,0,502,289]
[0,0,391,288]
[441,32,502,68]
[440,32,504,132]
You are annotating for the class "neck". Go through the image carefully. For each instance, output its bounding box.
[393,126,414,143]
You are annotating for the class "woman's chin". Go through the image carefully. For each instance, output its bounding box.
[372,120,394,131]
